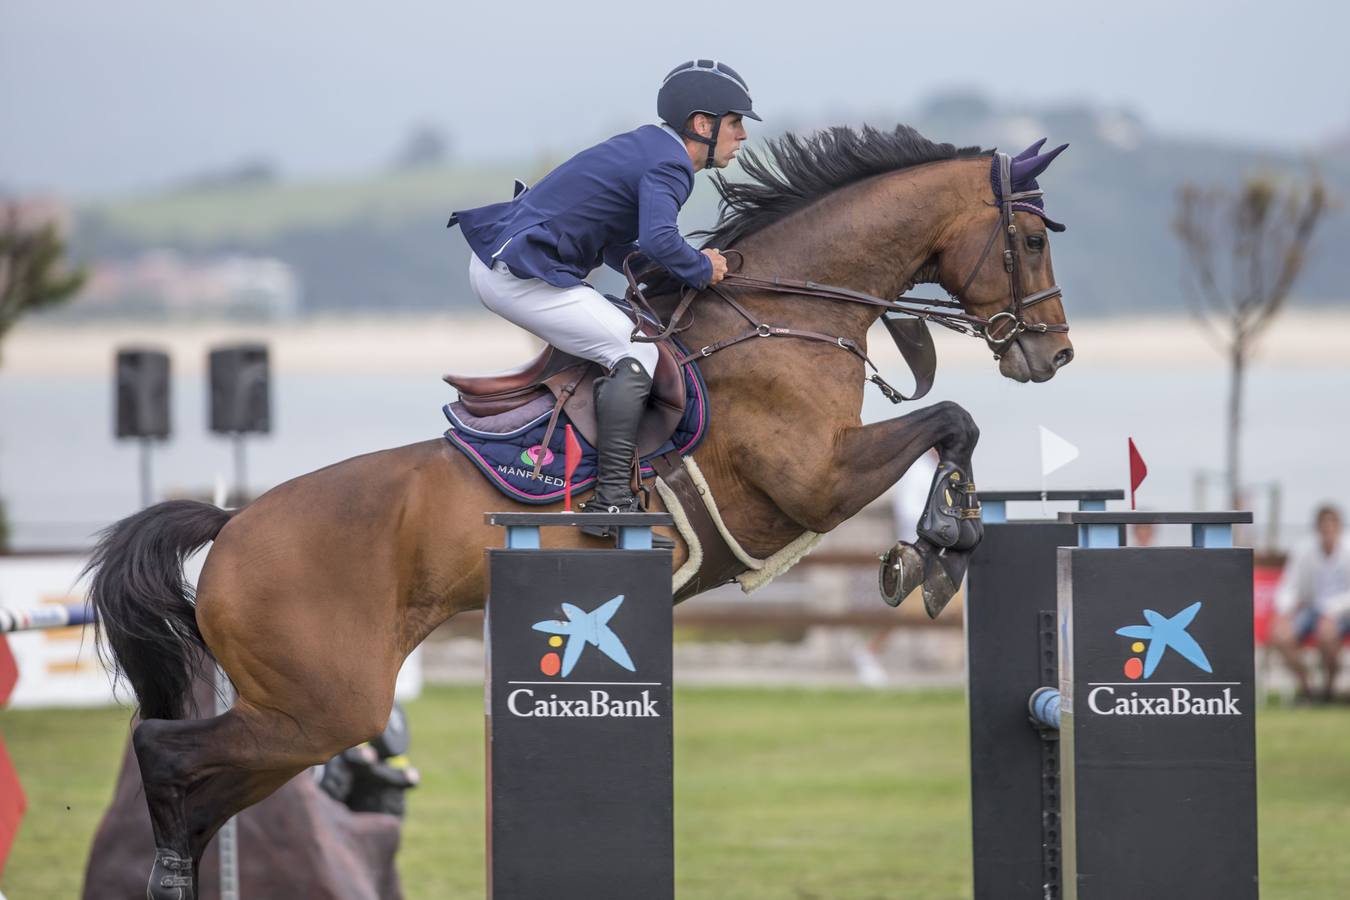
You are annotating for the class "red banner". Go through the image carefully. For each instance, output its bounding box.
[0,635,26,874]
[0,637,16,708]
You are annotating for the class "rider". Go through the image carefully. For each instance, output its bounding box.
[451,60,757,527]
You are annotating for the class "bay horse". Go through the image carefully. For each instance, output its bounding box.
[88,125,1073,898]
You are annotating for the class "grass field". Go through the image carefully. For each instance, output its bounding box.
[3,686,1348,898]
[83,164,527,244]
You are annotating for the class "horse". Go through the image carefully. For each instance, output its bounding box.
[87,125,1073,899]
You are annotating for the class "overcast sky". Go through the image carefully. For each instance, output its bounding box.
[2,0,1346,196]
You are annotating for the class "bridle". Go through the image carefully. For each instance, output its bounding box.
[621,150,1068,399]
[954,151,1067,355]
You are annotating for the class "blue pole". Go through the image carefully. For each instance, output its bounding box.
[0,604,95,633]
[1027,686,1061,730]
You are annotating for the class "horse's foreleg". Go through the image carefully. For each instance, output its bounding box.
[776,400,978,531]
[775,400,981,616]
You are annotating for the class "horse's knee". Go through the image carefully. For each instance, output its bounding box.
[932,401,979,453]
[949,402,979,445]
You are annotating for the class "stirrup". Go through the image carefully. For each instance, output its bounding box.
[578,495,644,538]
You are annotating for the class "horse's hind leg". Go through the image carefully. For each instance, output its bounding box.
[134,702,335,900]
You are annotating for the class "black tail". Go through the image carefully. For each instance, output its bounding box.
[86,500,236,720]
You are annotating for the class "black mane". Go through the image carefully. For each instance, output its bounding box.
[697,124,989,248]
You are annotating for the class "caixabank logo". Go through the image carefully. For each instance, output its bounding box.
[1087,601,1242,717]
[505,594,662,719]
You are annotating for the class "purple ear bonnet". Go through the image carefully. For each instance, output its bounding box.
[991,139,1068,232]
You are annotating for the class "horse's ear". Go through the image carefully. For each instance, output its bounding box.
[1013,138,1047,161]
[1011,142,1069,188]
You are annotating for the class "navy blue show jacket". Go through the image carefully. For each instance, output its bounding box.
[451,125,713,290]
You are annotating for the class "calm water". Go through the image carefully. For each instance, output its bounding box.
[1,363,1344,550]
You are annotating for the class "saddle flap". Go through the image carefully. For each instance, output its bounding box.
[555,341,687,457]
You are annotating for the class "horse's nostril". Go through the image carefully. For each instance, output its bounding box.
[1053,348,1074,369]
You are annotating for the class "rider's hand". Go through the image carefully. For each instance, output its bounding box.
[702,248,728,285]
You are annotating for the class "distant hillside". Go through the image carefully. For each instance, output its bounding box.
[65,96,1349,318]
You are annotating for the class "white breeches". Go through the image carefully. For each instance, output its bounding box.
[468,254,659,377]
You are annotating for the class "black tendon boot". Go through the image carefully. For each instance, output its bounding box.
[580,357,653,537]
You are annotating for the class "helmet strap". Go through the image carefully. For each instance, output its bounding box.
[681,114,723,170]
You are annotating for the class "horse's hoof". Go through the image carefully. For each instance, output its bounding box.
[878,542,925,607]
[147,849,195,900]
[920,548,970,619]
[921,566,956,619]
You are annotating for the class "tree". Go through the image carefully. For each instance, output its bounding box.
[1,201,87,360]
[0,200,86,551]
[1173,172,1329,509]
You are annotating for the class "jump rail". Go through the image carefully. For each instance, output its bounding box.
[0,604,94,634]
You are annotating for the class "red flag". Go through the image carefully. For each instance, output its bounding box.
[1128,438,1148,510]
[563,425,582,511]
[0,635,26,875]
[0,635,16,709]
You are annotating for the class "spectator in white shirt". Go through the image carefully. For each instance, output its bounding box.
[1270,504,1350,701]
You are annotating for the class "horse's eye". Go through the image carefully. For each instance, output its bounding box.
[1026,234,1046,251]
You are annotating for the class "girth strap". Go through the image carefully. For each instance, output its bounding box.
[650,451,746,600]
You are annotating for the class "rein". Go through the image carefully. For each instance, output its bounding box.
[622,150,1067,403]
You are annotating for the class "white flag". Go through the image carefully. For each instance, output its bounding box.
[1040,425,1079,477]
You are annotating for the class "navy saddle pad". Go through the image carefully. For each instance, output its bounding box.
[443,352,708,504]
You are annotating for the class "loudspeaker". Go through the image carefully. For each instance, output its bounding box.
[115,349,171,439]
[209,344,270,434]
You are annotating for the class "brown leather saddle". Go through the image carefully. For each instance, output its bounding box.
[443,319,688,457]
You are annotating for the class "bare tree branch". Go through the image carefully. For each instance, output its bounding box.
[1252,176,1328,336]
[1172,169,1332,507]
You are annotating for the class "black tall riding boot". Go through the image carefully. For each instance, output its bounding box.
[580,357,653,533]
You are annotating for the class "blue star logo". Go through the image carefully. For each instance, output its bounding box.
[532,595,635,677]
[1115,601,1212,678]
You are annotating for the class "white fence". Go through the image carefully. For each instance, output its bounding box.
[0,552,422,709]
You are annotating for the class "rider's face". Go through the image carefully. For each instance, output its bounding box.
[713,114,748,167]
[689,113,748,169]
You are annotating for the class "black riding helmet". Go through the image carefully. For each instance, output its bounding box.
[657,60,760,169]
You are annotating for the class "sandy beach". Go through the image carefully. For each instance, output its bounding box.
[6,309,1350,377]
